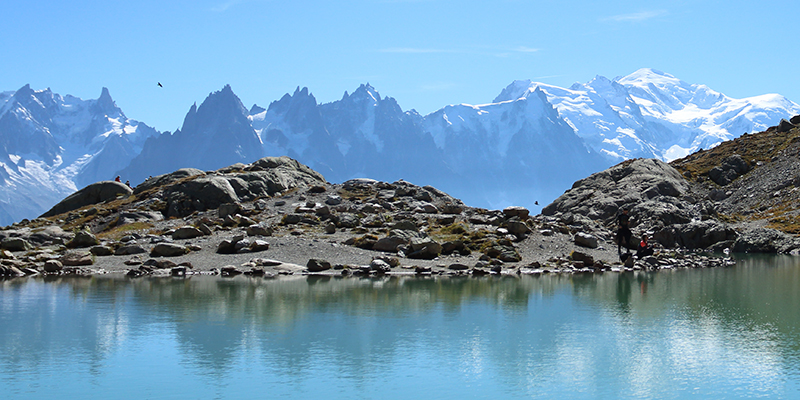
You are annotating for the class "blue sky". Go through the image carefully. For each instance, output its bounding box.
[3,0,798,132]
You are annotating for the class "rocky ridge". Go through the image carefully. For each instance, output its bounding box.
[544,115,800,254]
[0,150,747,279]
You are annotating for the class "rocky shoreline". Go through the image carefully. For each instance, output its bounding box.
[0,156,744,280]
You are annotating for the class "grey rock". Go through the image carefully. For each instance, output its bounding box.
[776,119,795,133]
[391,220,417,231]
[117,211,164,226]
[115,245,147,255]
[407,237,442,260]
[369,259,391,273]
[60,251,93,266]
[503,206,530,219]
[249,240,270,252]
[1,237,33,252]
[150,243,187,257]
[325,195,343,205]
[172,226,204,240]
[90,246,114,256]
[133,168,206,194]
[732,228,800,253]
[306,258,332,272]
[543,158,689,225]
[246,224,273,236]
[574,232,598,248]
[42,181,132,218]
[506,218,531,236]
[43,260,63,273]
[373,236,408,253]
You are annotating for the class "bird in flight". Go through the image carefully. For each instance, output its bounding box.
[157,82,163,87]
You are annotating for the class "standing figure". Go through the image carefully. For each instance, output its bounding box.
[617,207,632,254]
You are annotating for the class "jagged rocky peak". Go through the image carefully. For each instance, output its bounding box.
[249,104,266,115]
[94,87,118,115]
[351,83,381,101]
[267,86,318,116]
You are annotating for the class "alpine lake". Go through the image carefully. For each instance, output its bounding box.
[2,254,799,399]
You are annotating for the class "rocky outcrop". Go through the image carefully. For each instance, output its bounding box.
[543,158,690,226]
[540,155,792,253]
[160,156,326,218]
[133,168,205,194]
[708,154,750,186]
[42,181,132,218]
[732,228,800,253]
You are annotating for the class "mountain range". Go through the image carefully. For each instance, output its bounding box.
[1,68,798,226]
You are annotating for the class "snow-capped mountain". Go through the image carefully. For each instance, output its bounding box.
[2,69,798,225]
[496,68,800,162]
[0,85,158,225]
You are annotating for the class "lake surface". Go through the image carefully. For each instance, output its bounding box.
[2,255,799,399]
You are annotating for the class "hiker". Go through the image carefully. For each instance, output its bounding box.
[637,234,654,258]
[125,180,131,188]
[617,207,632,254]
[115,176,121,182]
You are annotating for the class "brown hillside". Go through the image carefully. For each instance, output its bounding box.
[670,118,800,234]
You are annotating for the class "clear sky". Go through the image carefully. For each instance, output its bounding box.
[3,0,798,132]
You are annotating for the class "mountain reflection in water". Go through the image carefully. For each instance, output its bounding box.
[1,255,799,399]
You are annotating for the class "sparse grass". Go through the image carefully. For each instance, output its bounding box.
[670,126,800,183]
[428,222,470,243]
[759,202,800,234]
[767,214,800,234]
[717,213,744,224]
[97,222,155,240]
[337,187,376,201]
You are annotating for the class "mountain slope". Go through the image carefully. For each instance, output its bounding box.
[496,68,800,163]
[0,85,158,225]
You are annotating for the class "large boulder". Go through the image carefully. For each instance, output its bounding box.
[543,158,690,226]
[160,156,327,218]
[42,181,132,218]
[1,237,33,252]
[150,243,188,257]
[67,231,100,248]
[732,228,800,253]
[708,154,750,186]
[133,168,206,194]
[653,220,737,249]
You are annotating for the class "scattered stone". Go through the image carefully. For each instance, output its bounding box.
[150,243,187,257]
[60,251,93,266]
[220,265,242,276]
[67,231,99,248]
[218,203,241,219]
[503,206,530,219]
[1,238,32,252]
[246,224,273,236]
[90,246,114,256]
[306,259,332,272]
[574,232,599,249]
[43,260,63,273]
[249,240,270,252]
[172,226,204,240]
[116,245,147,256]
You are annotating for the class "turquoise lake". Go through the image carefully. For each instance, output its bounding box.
[2,255,799,399]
